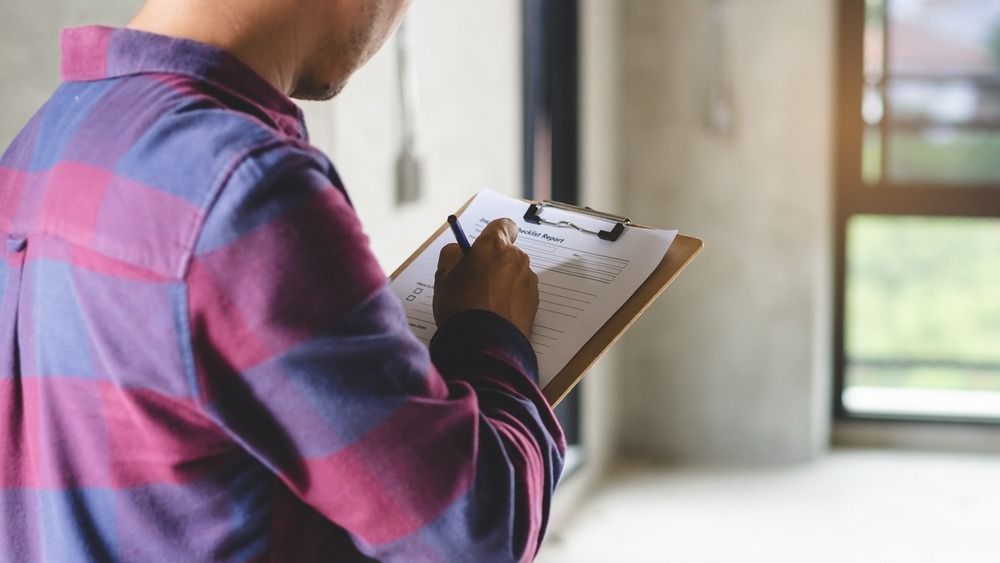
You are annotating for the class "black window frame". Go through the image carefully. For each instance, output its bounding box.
[523,0,584,458]
[833,0,1000,425]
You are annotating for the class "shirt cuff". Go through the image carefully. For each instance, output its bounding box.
[429,309,540,384]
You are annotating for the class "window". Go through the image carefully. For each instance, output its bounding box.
[524,0,584,467]
[835,0,1000,422]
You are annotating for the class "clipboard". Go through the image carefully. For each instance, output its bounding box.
[390,195,703,407]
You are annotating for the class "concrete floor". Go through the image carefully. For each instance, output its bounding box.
[536,450,1000,563]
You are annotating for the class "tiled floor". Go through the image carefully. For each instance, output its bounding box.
[537,450,1000,562]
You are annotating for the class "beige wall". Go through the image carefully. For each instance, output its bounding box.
[616,0,835,464]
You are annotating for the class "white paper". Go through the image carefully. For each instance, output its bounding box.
[389,190,678,388]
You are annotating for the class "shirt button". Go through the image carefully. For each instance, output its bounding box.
[7,236,27,253]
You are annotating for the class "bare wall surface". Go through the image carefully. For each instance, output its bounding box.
[618,0,834,463]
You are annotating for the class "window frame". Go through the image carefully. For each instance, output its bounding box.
[833,0,1000,425]
[523,0,585,467]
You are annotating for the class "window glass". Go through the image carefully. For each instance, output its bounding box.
[844,215,1000,418]
[865,0,1000,184]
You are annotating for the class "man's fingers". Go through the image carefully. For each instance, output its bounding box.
[474,218,519,251]
[436,243,463,280]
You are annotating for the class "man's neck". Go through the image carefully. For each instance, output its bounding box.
[127,0,304,96]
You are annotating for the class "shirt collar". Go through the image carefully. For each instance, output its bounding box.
[60,26,305,137]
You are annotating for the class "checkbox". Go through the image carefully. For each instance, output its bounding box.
[406,295,416,301]
[414,288,423,294]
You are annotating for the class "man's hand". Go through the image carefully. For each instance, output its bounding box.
[434,218,539,337]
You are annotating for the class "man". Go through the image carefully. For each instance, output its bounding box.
[0,0,565,560]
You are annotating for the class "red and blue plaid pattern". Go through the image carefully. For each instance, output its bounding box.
[0,26,564,562]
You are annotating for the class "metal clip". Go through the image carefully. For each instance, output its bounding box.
[523,201,631,242]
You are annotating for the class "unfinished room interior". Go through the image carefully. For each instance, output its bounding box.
[1,0,998,561]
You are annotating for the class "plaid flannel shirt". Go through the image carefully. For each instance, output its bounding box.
[0,26,564,562]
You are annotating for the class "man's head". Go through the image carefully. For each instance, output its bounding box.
[129,0,412,100]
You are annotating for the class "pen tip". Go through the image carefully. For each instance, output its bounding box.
[447,215,458,225]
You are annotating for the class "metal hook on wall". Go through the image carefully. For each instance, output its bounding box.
[704,0,737,138]
[395,17,423,205]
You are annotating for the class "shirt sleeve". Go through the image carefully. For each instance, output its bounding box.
[184,143,566,562]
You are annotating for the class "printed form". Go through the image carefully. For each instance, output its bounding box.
[389,190,678,388]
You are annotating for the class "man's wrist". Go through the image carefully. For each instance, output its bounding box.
[430,309,539,383]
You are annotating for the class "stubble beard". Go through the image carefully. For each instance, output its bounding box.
[289,3,378,102]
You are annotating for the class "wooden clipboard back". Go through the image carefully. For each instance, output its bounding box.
[388,194,703,407]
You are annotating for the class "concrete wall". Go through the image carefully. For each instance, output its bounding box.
[617,0,835,464]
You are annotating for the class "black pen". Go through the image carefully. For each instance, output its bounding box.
[447,215,472,254]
